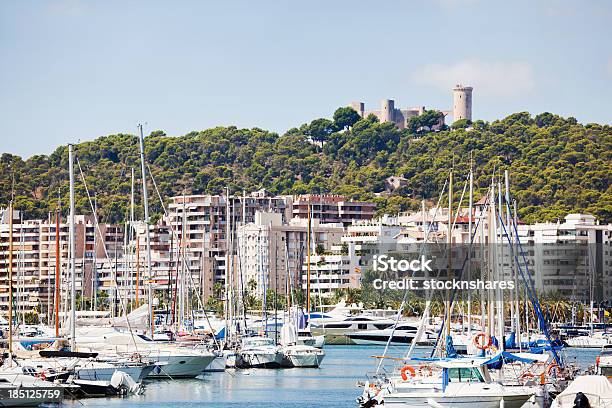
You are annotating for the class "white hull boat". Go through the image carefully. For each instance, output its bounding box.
[347,323,436,346]
[311,315,396,345]
[359,353,536,408]
[203,352,228,372]
[281,345,325,368]
[565,333,612,348]
[236,337,284,369]
[75,330,216,378]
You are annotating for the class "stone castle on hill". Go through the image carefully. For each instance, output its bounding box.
[349,84,473,130]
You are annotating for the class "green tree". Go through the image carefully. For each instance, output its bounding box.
[333,107,361,130]
[303,118,336,145]
[452,118,472,129]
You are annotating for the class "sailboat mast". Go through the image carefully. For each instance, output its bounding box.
[8,202,14,356]
[138,124,154,337]
[225,187,232,340]
[55,205,61,337]
[505,170,519,345]
[68,143,76,350]
[179,192,186,329]
[467,160,473,340]
[497,181,505,350]
[92,196,97,312]
[130,167,135,308]
[446,170,453,343]
[306,202,311,317]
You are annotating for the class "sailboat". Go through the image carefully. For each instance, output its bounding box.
[357,168,572,408]
[359,354,537,408]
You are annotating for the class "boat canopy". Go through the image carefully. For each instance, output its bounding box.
[412,351,540,368]
[552,376,612,408]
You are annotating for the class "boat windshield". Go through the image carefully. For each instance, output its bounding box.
[244,338,275,347]
[447,367,485,383]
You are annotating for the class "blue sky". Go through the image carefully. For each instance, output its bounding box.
[1,0,611,158]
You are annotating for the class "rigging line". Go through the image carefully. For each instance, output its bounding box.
[498,197,562,367]
[428,202,487,358]
[451,175,470,231]
[376,178,449,373]
[145,162,220,349]
[74,154,139,352]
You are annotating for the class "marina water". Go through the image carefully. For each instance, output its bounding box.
[62,346,600,408]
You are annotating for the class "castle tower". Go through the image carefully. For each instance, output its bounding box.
[381,99,394,123]
[350,101,365,117]
[453,85,473,122]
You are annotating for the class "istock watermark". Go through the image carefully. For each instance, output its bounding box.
[372,254,433,273]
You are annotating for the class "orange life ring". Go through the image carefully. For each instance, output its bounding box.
[547,363,560,376]
[520,372,535,381]
[400,365,416,381]
[473,333,492,350]
[418,364,433,377]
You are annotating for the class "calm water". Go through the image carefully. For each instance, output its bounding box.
[64,346,601,408]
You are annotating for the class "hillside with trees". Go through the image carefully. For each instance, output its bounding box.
[0,110,610,224]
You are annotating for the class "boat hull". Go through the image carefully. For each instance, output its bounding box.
[235,351,284,368]
[385,394,531,408]
[148,354,215,378]
[284,353,325,368]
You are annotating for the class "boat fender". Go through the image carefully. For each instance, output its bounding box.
[473,333,492,350]
[400,365,416,381]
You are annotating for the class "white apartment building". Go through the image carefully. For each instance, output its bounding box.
[301,243,360,297]
[516,214,612,302]
[237,212,343,298]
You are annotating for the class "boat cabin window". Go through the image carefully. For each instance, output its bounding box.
[374,324,393,330]
[136,334,153,342]
[325,323,351,329]
[244,338,274,347]
[395,325,417,331]
[447,367,484,383]
[22,366,37,376]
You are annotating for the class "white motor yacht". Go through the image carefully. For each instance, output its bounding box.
[235,337,284,368]
[565,332,612,348]
[75,329,216,378]
[346,322,436,346]
[311,315,396,345]
[359,355,536,408]
[279,322,325,368]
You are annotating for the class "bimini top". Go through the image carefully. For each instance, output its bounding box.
[412,351,540,368]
